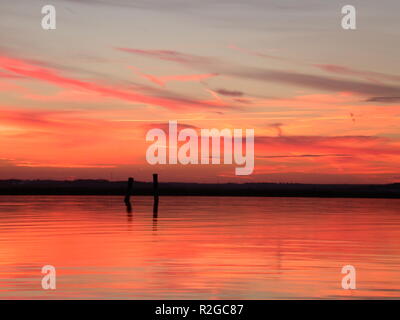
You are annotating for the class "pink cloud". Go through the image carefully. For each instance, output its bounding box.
[0,55,229,112]
[129,66,218,87]
[228,45,400,97]
[119,47,400,97]
[315,64,400,84]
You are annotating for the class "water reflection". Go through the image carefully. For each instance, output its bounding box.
[0,195,399,299]
[125,200,132,214]
[153,196,159,232]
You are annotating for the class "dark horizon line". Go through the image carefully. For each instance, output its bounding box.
[1,179,400,199]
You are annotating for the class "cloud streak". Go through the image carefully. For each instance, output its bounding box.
[0,54,230,112]
[256,135,400,158]
[129,66,218,87]
[365,96,400,103]
[118,47,400,98]
[214,88,244,97]
[314,64,400,84]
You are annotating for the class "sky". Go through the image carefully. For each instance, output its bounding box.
[0,0,400,183]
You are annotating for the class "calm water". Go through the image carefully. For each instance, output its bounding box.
[0,195,399,299]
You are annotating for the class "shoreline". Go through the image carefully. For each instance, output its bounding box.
[0,180,399,199]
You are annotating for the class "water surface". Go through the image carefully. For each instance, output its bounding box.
[0,196,399,299]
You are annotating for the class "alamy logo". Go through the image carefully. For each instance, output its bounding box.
[41,5,56,30]
[341,265,356,289]
[146,121,254,175]
[41,265,56,290]
[341,5,356,30]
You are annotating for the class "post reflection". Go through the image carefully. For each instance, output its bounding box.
[153,196,159,232]
[125,200,132,222]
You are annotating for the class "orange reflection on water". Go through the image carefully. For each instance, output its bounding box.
[0,196,399,299]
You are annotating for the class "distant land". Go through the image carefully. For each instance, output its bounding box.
[0,180,400,198]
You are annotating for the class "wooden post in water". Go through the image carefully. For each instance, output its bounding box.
[153,173,159,216]
[124,177,134,204]
[153,174,159,196]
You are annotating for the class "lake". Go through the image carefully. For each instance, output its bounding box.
[0,195,399,299]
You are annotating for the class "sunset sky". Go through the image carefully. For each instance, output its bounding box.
[1,0,400,183]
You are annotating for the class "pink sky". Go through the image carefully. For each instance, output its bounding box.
[0,0,400,183]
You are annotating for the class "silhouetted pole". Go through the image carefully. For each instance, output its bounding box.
[153,173,159,217]
[153,174,159,197]
[124,177,134,204]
